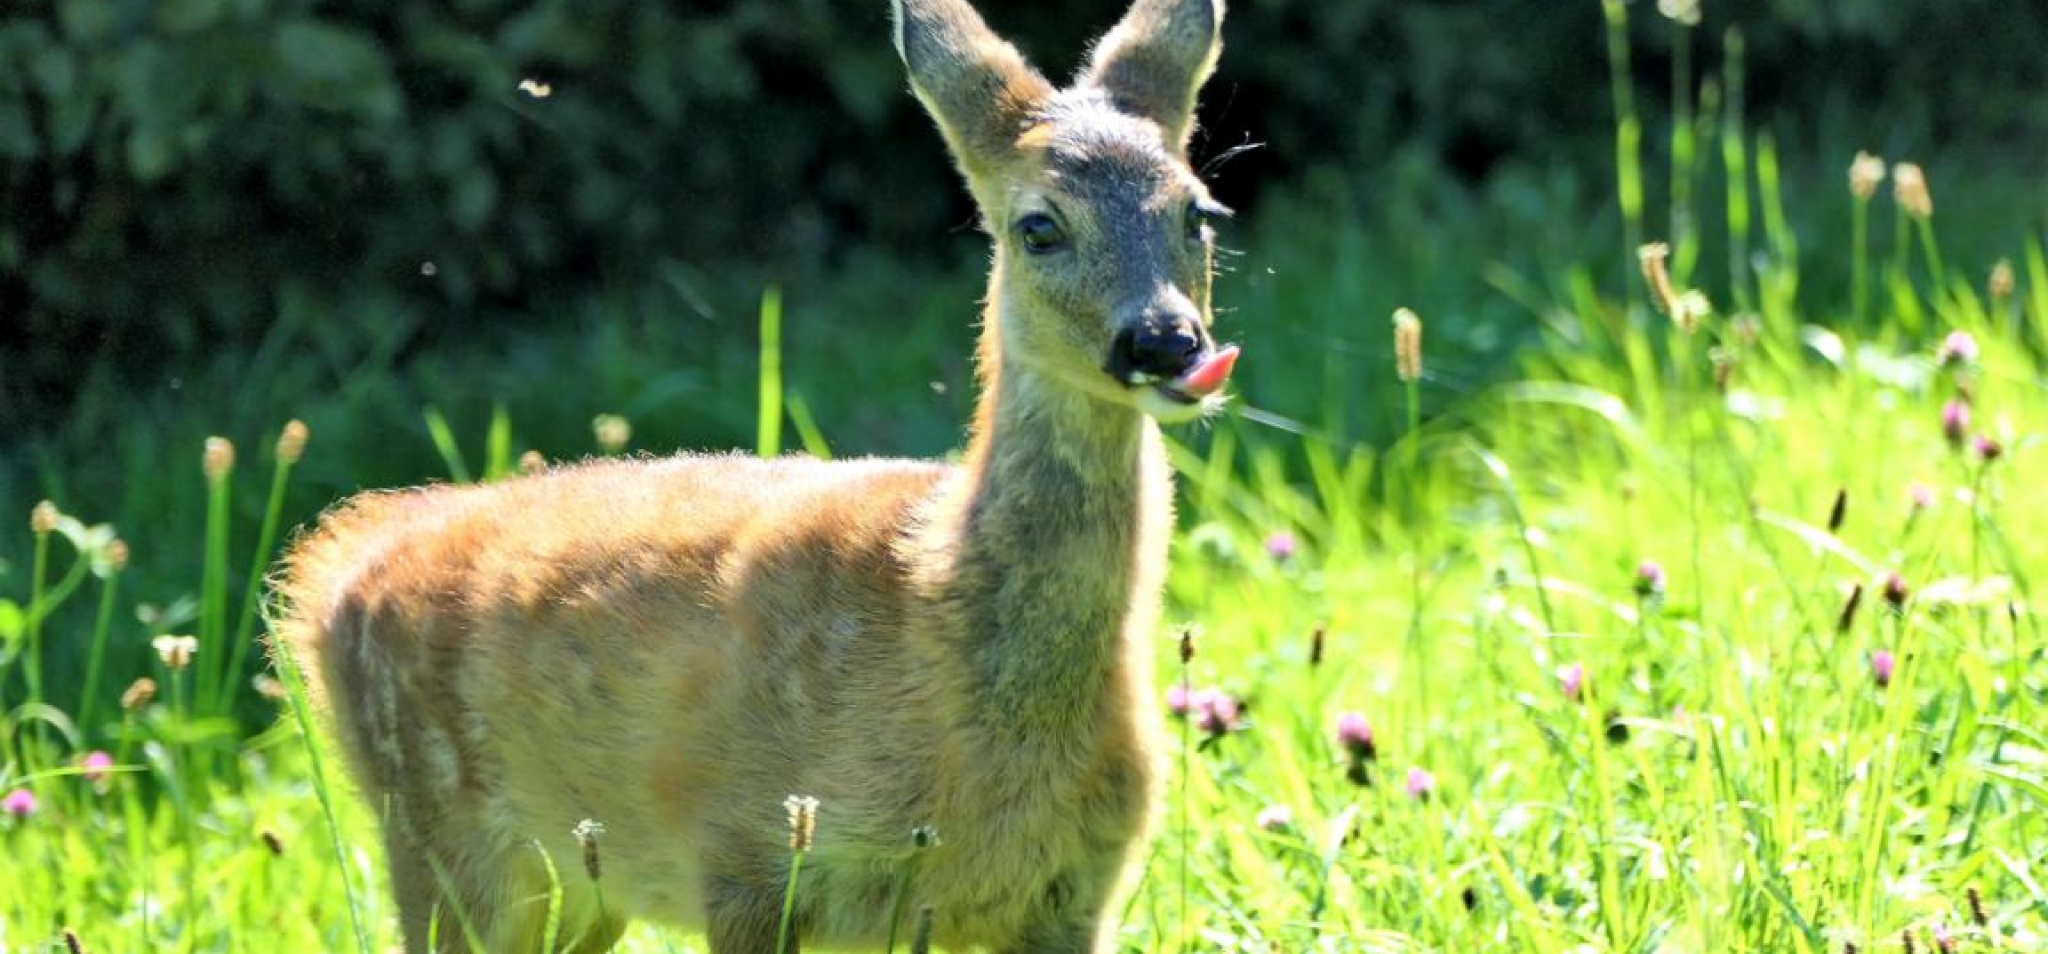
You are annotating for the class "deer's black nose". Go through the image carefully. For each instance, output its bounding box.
[1107,321,1203,383]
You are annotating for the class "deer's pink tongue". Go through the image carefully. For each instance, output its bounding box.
[1170,344,1239,398]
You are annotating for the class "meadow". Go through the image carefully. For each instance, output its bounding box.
[4,14,2047,954]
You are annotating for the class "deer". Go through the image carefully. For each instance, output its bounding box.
[275,0,1238,950]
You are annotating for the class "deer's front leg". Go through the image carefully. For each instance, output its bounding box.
[997,870,1119,954]
[704,872,800,954]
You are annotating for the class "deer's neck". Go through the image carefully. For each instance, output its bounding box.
[936,288,1170,730]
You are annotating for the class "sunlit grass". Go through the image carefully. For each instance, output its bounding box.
[4,19,2047,954]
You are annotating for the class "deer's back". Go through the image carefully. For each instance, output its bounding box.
[277,453,955,925]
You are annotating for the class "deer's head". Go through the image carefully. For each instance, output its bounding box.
[895,0,1238,423]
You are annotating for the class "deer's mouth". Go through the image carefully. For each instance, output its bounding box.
[1117,343,1239,421]
[1150,344,1239,405]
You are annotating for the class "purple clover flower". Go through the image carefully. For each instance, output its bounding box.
[1557,662,1587,703]
[1334,711,1376,761]
[81,750,114,786]
[1937,330,1979,367]
[1404,767,1436,802]
[1634,561,1666,598]
[1941,399,1970,448]
[1265,531,1299,564]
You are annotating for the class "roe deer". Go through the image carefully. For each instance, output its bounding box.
[276,0,1237,949]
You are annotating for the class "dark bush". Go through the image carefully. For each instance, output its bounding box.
[4,0,2042,433]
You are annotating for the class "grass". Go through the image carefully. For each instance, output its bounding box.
[4,19,2048,954]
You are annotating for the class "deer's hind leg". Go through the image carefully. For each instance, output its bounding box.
[383,814,627,954]
[319,601,623,954]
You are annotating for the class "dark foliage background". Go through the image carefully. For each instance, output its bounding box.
[4,0,2045,434]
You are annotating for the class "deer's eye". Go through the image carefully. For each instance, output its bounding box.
[1186,199,1232,242]
[1017,213,1068,254]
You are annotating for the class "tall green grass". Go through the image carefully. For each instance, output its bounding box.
[2,13,2046,954]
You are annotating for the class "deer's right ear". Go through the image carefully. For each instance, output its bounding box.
[894,0,1053,178]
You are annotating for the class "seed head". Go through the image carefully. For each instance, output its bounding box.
[121,677,158,711]
[572,818,607,880]
[1308,625,1325,667]
[1392,307,1424,383]
[1972,435,2002,464]
[1711,347,1737,393]
[1901,928,1917,954]
[1940,399,1970,449]
[1837,583,1865,634]
[593,414,632,454]
[1826,487,1848,534]
[1178,626,1195,665]
[1881,572,1910,610]
[1638,243,1681,322]
[203,436,236,482]
[1849,152,1886,200]
[1966,886,1987,927]
[3,788,36,818]
[103,538,130,574]
[153,634,199,671]
[1334,711,1376,761]
[784,795,819,852]
[519,450,547,475]
[1255,805,1293,832]
[62,928,85,954]
[276,420,310,465]
[30,500,60,535]
[1988,259,2015,306]
[1674,290,1712,333]
[1404,767,1436,802]
[1870,648,1896,688]
[260,829,287,856]
[1893,163,1933,219]
[1604,709,1631,745]
[1557,662,1587,703]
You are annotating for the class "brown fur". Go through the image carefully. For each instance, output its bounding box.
[274,1,1229,951]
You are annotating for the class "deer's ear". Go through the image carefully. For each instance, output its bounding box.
[894,0,1054,178]
[1078,0,1223,150]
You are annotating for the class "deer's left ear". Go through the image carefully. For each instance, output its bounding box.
[1078,0,1224,150]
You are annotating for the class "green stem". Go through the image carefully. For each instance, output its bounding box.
[198,472,232,716]
[1601,0,1645,317]
[1720,29,1753,313]
[274,636,375,954]
[77,570,123,742]
[23,524,52,715]
[775,850,807,954]
[1915,217,1947,302]
[1669,18,1697,285]
[226,456,298,723]
[1403,377,1427,754]
[1851,199,1870,323]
